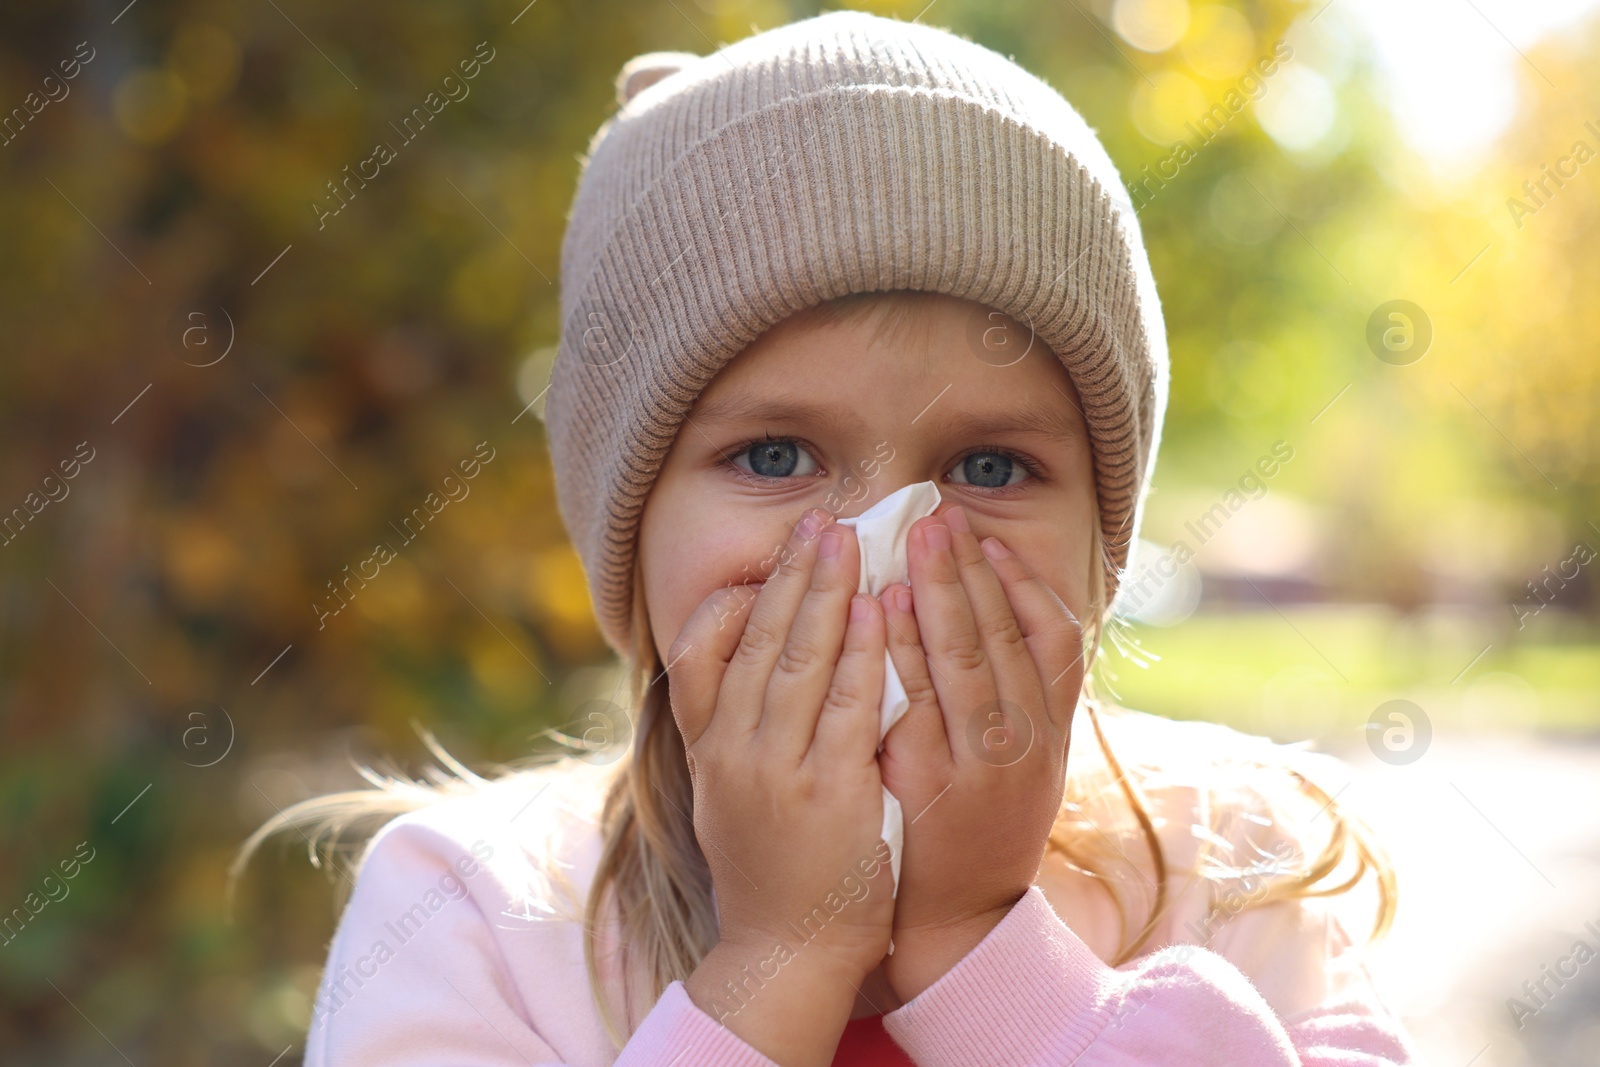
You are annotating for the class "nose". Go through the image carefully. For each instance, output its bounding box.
[808,442,898,517]
[836,479,915,522]
[825,477,948,529]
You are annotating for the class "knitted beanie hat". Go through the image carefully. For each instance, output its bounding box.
[543,9,1168,663]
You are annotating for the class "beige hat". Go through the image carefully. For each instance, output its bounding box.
[544,9,1168,662]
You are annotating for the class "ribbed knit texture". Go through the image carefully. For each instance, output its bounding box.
[544,10,1169,659]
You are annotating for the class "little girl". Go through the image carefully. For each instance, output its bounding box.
[237,11,1422,1065]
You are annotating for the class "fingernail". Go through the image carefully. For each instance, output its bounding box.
[894,586,912,613]
[981,536,1011,560]
[798,509,826,541]
[946,506,970,534]
[850,594,871,622]
[819,528,843,559]
[923,522,951,552]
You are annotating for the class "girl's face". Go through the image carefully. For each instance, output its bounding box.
[639,292,1098,669]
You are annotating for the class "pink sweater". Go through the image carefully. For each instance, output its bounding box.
[302,717,1422,1066]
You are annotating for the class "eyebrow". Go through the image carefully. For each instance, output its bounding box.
[689,388,1087,443]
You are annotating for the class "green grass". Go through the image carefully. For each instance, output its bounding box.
[1096,606,1600,743]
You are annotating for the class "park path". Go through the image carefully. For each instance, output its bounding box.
[1315,728,1600,1067]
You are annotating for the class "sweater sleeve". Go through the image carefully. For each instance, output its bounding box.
[880,885,1421,1067]
[302,812,781,1067]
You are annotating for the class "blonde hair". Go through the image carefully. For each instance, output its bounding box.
[233,291,1397,1050]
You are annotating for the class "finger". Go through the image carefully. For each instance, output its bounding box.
[760,521,863,760]
[879,582,950,763]
[975,534,1087,732]
[942,505,1048,763]
[944,507,1037,677]
[807,592,886,771]
[716,507,832,738]
[664,580,765,749]
[906,514,994,749]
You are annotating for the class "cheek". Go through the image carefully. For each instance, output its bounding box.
[1007,533,1093,621]
[645,515,790,655]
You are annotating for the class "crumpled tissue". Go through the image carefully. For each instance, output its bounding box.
[836,480,943,911]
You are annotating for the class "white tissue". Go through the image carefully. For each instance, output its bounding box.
[837,480,942,908]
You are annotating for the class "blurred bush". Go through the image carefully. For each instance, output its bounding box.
[1,0,1596,1061]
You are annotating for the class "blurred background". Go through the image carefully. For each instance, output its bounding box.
[2,0,1598,1063]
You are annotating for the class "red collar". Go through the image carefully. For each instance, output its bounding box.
[831,1013,916,1066]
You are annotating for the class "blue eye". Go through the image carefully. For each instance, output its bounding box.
[720,436,1042,493]
[946,446,1042,491]
[951,451,1016,488]
[726,436,821,480]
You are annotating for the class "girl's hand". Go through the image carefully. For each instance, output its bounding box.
[667,508,897,1039]
[876,505,1087,1003]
